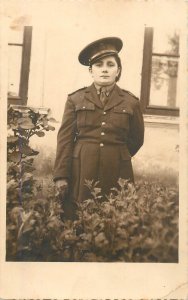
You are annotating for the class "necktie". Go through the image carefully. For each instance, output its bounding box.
[100,87,108,106]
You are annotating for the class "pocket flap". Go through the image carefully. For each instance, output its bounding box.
[75,102,95,111]
[72,143,83,158]
[120,146,131,160]
[114,106,133,115]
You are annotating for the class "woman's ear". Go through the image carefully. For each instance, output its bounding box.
[115,67,120,79]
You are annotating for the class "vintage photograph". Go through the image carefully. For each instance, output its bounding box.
[5,0,182,265]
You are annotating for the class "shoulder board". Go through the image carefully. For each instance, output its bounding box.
[68,87,87,96]
[122,89,139,100]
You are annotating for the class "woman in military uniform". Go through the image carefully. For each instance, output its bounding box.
[53,37,144,208]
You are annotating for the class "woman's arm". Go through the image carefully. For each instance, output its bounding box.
[53,96,77,181]
[127,100,144,157]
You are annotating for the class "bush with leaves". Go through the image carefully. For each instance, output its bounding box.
[64,179,178,262]
[7,176,178,262]
[6,105,57,259]
[78,178,178,262]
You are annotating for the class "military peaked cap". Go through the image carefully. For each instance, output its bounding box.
[78,37,123,66]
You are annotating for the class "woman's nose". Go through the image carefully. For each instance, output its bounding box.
[102,67,108,73]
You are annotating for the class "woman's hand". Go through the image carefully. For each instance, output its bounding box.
[55,179,68,200]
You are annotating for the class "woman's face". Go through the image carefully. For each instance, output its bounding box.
[90,55,120,86]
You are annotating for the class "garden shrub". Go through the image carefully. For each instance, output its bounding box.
[7,177,178,262]
[6,105,57,259]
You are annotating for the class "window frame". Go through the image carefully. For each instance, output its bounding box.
[140,27,179,117]
[8,26,32,106]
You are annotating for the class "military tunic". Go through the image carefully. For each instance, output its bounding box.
[54,83,144,202]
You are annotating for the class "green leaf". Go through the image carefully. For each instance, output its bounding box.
[17,117,30,124]
[7,136,18,143]
[22,164,35,173]
[7,225,17,231]
[22,172,33,184]
[48,117,58,123]
[22,157,34,164]
[35,131,45,137]
[10,207,24,223]
[21,225,34,234]
[7,179,19,190]
[22,112,29,118]
[19,123,35,130]
[42,119,48,127]
[94,232,108,247]
[46,125,55,131]
[8,151,21,163]
[9,122,19,130]
[118,178,129,188]
[35,107,49,115]
[11,164,20,173]
[20,144,34,155]
[11,106,30,113]
[18,117,35,129]
[32,150,39,156]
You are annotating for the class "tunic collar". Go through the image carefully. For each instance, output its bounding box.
[94,82,116,97]
[84,83,125,110]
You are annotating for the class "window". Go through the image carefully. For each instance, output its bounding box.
[8,26,32,105]
[140,27,180,116]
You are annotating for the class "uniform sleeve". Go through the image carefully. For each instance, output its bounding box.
[53,96,77,181]
[127,100,144,157]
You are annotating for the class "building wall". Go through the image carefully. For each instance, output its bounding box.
[133,121,179,184]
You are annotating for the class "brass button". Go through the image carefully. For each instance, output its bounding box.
[100,143,104,147]
[102,122,106,126]
[103,111,106,115]
[123,109,126,113]
[101,132,105,136]
[83,106,86,109]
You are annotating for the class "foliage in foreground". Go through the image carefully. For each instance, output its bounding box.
[7,104,56,212]
[6,105,56,260]
[7,178,178,262]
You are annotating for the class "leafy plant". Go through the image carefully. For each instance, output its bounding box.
[6,105,57,259]
[67,179,178,262]
[7,178,178,262]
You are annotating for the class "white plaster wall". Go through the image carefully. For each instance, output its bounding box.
[132,123,179,183]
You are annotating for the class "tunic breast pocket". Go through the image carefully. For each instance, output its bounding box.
[75,103,96,128]
[111,106,133,129]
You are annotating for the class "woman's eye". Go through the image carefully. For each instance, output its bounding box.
[95,63,102,67]
[108,63,115,67]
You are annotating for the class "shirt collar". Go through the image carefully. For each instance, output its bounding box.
[94,82,116,96]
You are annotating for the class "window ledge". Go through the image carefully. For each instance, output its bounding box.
[143,114,179,127]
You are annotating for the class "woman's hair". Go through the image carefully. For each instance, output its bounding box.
[89,54,122,82]
[113,54,122,82]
